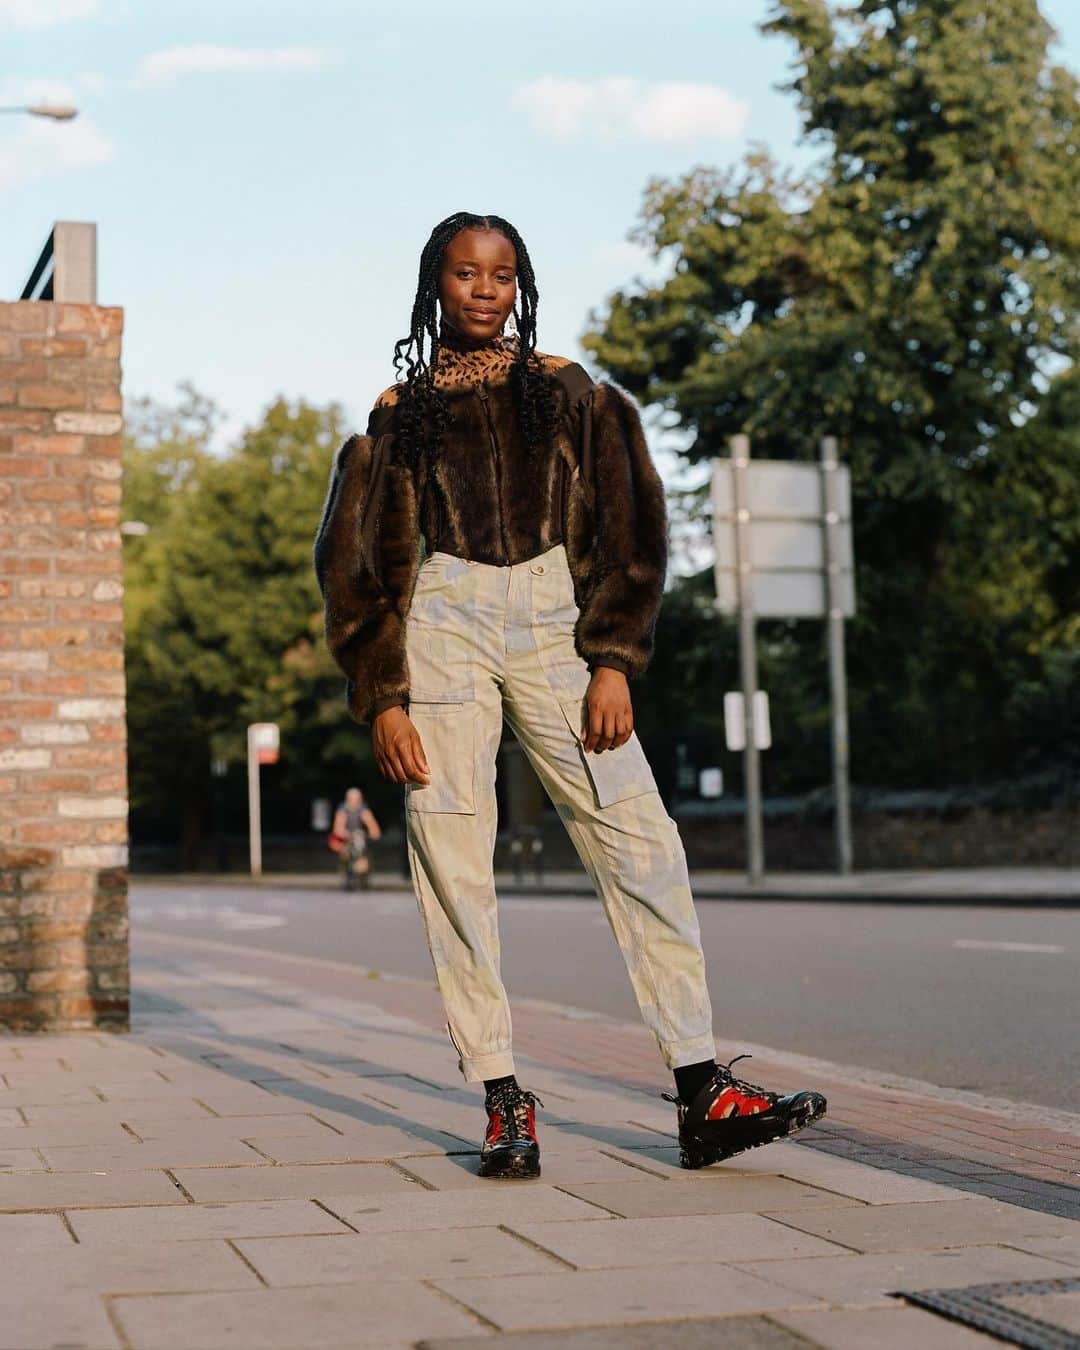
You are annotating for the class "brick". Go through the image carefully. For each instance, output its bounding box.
[54,305,123,338]
[57,698,123,720]
[21,482,85,503]
[53,412,122,435]
[91,389,123,413]
[0,304,47,333]
[0,360,47,382]
[0,457,49,477]
[53,603,123,624]
[55,748,123,769]
[58,796,127,819]
[61,844,127,867]
[0,604,50,623]
[26,969,92,994]
[17,676,87,696]
[0,652,48,673]
[0,700,54,719]
[87,337,122,359]
[92,821,127,844]
[0,556,49,575]
[18,338,86,358]
[21,822,92,845]
[0,409,50,431]
[41,357,121,385]
[93,772,127,793]
[21,723,91,745]
[0,508,52,527]
[19,628,89,649]
[0,749,51,770]
[53,650,121,671]
[20,772,91,792]
[12,433,85,456]
[18,578,85,599]
[54,458,121,481]
[16,384,86,411]
[90,483,121,504]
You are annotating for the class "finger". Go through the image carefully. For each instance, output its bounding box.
[412,730,430,777]
[400,740,430,786]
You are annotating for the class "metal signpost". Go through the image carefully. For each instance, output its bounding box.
[246,723,279,878]
[712,437,856,879]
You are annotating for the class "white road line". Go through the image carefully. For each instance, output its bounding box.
[953,939,1066,954]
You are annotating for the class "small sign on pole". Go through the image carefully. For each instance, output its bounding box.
[724,692,772,752]
[699,767,723,798]
[246,722,279,878]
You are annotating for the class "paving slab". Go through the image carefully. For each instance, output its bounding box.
[511,1213,846,1267]
[772,1305,1003,1347]
[558,1176,864,1219]
[433,1261,824,1331]
[236,1224,562,1285]
[0,1167,185,1210]
[170,1159,420,1202]
[20,1099,216,1126]
[1005,1233,1080,1265]
[1001,1289,1080,1332]
[771,1196,1079,1253]
[241,1124,472,1163]
[5,1239,260,1294]
[734,1244,1075,1307]
[69,1198,354,1244]
[0,1287,121,1349]
[111,1279,479,1349]
[0,1147,44,1170]
[39,1138,267,1170]
[397,1149,665,1189]
[0,1211,75,1253]
[418,1315,812,1349]
[318,1184,610,1234]
[125,1112,342,1143]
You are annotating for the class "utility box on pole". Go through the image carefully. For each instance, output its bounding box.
[712,441,857,878]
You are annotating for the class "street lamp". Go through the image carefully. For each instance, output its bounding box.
[0,105,79,121]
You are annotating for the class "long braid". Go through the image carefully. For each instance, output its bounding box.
[391,212,558,471]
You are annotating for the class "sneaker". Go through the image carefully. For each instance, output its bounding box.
[663,1054,827,1169]
[478,1082,543,1179]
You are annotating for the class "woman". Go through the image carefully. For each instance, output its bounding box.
[314,211,826,1178]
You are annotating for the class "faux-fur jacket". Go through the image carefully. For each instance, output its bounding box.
[313,359,669,725]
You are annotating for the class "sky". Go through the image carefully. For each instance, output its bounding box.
[3,0,1079,483]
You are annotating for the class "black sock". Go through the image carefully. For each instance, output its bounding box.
[484,1074,517,1100]
[674,1060,716,1105]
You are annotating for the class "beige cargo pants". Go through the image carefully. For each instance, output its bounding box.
[402,541,715,1083]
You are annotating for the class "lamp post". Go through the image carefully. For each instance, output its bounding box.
[0,105,79,120]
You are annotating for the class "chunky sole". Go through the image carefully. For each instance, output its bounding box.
[478,1147,541,1180]
[679,1092,828,1170]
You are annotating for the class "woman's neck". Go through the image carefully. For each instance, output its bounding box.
[432,320,518,388]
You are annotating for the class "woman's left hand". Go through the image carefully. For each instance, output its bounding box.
[581,668,633,753]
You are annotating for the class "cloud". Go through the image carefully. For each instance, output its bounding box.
[134,45,330,87]
[0,80,113,189]
[0,0,97,27]
[513,76,748,144]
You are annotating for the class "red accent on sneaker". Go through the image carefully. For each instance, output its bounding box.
[485,1109,504,1146]
[706,1084,774,1120]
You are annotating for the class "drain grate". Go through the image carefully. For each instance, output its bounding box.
[896,1276,1080,1349]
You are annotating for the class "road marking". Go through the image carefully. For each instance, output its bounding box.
[953,939,1066,954]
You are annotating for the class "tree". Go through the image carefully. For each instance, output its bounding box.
[124,392,368,861]
[584,0,1080,790]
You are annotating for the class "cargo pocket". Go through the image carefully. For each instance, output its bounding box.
[558,696,656,809]
[405,689,477,814]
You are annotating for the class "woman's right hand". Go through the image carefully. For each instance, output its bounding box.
[372,706,431,787]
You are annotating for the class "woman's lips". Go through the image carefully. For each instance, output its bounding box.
[465,309,499,320]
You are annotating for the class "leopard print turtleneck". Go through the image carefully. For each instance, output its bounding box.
[373,323,568,408]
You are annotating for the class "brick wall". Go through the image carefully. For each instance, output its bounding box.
[0,301,128,1031]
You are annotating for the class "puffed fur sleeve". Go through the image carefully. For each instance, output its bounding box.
[572,380,668,679]
[312,408,420,724]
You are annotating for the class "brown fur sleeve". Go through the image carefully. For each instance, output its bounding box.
[313,432,419,724]
[572,381,668,679]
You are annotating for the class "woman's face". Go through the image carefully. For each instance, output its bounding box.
[439,227,517,343]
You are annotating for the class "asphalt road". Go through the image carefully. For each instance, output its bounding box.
[130,881,1080,1114]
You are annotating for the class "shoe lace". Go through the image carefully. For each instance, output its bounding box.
[486,1084,544,1141]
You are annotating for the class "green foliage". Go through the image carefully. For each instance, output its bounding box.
[123,390,368,852]
[584,0,1080,791]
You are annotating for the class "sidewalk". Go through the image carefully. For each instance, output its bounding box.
[0,933,1077,1349]
[139,864,1080,905]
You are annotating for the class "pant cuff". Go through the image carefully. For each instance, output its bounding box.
[458,1048,516,1084]
[661,1035,717,1072]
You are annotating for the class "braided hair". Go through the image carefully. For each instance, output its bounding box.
[390,212,558,470]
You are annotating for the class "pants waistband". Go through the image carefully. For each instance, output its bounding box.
[423,541,568,576]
